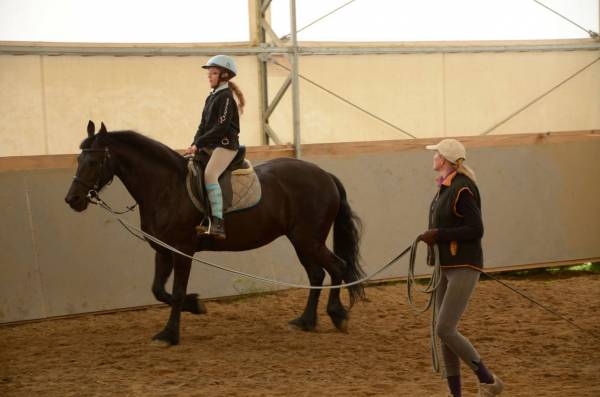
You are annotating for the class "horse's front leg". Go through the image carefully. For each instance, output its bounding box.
[152,253,193,346]
[152,250,206,315]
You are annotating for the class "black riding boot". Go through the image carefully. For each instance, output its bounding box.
[208,216,226,239]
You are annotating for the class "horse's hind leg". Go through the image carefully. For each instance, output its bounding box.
[316,246,349,332]
[288,249,325,332]
[152,250,206,315]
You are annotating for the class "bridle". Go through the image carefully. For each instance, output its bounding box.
[72,146,137,214]
[72,147,114,201]
[73,147,137,215]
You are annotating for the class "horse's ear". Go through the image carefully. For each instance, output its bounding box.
[99,122,108,134]
[87,120,95,137]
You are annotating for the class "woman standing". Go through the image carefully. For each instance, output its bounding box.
[184,55,245,239]
[420,138,504,397]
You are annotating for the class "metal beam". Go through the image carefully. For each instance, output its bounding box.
[261,18,284,47]
[264,124,283,145]
[295,43,600,55]
[264,75,291,120]
[290,0,301,158]
[258,58,270,145]
[260,0,273,15]
[2,42,599,57]
[256,1,270,145]
[255,0,300,151]
[0,44,288,56]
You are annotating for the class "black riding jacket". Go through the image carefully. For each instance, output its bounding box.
[192,86,240,150]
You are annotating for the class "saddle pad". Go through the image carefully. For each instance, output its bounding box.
[186,160,261,214]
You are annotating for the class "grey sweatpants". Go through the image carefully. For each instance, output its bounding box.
[435,267,481,377]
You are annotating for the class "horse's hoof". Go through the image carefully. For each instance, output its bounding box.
[328,308,349,333]
[151,329,179,346]
[185,293,208,315]
[150,338,171,348]
[334,318,349,333]
[288,317,316,332]
[194,300,208,315]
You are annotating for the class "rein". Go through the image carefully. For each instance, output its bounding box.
[112,205,415,289]
[90,193,138,216]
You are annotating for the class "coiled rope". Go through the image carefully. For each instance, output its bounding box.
[406,240,443,372]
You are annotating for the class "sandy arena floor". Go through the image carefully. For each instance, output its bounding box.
[1,272,599,397]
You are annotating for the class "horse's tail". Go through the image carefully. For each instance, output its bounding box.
[330,174,366,307]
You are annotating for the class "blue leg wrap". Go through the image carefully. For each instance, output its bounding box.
[206,183,223,219]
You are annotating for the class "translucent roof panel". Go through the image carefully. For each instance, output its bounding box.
[271,0,599,42]
[1,0,597,44]
[0,0,250,43]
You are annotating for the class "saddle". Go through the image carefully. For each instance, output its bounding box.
[185,146,262,216]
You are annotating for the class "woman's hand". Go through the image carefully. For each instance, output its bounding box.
[184,145,198,156]
[420,229,439,246]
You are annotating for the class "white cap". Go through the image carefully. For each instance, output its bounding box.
[425,138,466,164]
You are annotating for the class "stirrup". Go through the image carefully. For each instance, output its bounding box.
[195,217,211,235]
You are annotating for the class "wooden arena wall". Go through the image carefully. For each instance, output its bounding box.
[1,132,599,324]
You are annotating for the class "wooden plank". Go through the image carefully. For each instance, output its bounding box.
[0,154,77,172]
[299,130,600,157]
[0,130,598,172]
[246,144,294,160]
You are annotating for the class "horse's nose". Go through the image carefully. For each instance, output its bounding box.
[65,194,81,204]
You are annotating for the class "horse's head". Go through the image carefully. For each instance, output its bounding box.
[65,121,116,212]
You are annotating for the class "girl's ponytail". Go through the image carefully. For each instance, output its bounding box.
[228,81,245,114]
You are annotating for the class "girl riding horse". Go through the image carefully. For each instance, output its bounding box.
[184,55,245,239]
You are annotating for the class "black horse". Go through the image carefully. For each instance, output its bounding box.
[65,121,365,345]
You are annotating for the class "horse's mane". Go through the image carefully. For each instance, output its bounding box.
[81,130,186,175]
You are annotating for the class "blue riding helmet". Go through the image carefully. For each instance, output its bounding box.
[202,55,237,77]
